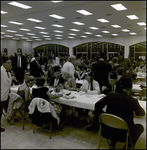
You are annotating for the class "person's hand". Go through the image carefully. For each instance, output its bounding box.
[126,70,129,74]
[101,86,108,91]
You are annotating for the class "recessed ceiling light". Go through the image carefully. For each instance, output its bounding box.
[102,31,110,33]
[70,29,80,31]
[84,32,92,34]
[39,32,49,34]
[56,37,62,39]
[111,25,121,28]
[1,25,8,27]
[55,34,63,37]
[42,35,50,37]
[6,30,17,33]
[49,14,65,19]
[26,33,36,35]
[68,36,75,39]
[111,3,127,11]
[31,36,39,38]
[111,34,118,36]
[76,10,93,15]
[53,30,63,33]
[89,27,99,30]
[81,36,87,38]
[69,33,77,36]
[4,35,14,37]
[97,19,109,23]
[52,24,64,28]
[72,22,85,25]
[1,11,8,14]
[121,29,130,32]
[137,22,146,26]
[145,28,146,30]
[27,18,42,23]
[34,26,46,30]
[15,34,24,36]
[130,32,137,35]
[51,1,63,3]
[95,35,102,37]
[8,1,32,9]
[126,15,139,20]
[9,21,23,25]
[19,28,30,31]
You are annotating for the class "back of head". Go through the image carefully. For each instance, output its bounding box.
[1,55,10,64]
[36,77,45,86]
[120,77,132,90]
[117,67,124,75]
[112,57,118,64]
[25,76,35,83]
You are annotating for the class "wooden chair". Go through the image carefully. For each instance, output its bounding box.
[98,113,134,149]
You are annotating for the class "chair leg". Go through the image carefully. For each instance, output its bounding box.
[98,124,101,149]
[33,125,36,134]
[126,133,129,149]
[22,104,25,130]
[49,122,52,139]
[129,135,134,149]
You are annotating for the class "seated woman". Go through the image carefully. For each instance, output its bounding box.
[17,76,35,111]
[62,71,77,91]
[32,77,62,101]
[80,71,101,95]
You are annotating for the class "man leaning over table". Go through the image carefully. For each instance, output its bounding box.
[1,56,13,132]
[86,78,145,149]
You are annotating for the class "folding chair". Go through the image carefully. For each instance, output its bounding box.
[98,113,134,149]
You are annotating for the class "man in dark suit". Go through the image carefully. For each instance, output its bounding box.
[38,52,48,71]
[92,53,112,92]
[49,65,65,87]
[87,78,145,149]
[30,53,44,78]
[12,48,27,84]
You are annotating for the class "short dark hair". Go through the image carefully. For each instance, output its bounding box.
[36,77,45,86]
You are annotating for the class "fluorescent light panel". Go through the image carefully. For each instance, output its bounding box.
[39,32,49,34]
[130,32,136,35]
[15,34,24,36]
[126,15,139,20]
[31,36,39,38]
[6,30,17,33]
[21,37,28,39]
[9,21,23,25]
[1,25,8,27]
[95,35,102,37]
[52,24,64,27]
[1,32,5,34]
[26,33,36,35]
[55,34,63,37]
[76,10,92,15]
[42,35,50,37]
[97,19,109,23]
[89,27,99,30]
[49,14,65,19]
[102,31,110,33]
[68,36,75,38]
[137,22,146,26]
[69,33,77,36]
[8,1,32,9]
[111,25,121,28]
[70,29,80,31]
[72,22,85,25]
[19,28,31,31]
[1,11,8,14]
[45,38,52,40]
[34,26,46,29]
[13,38,20,40]
[27,18,42,23]
[111,34,118,36]
[122,29,130,32]
[81,36,87,38]
[53,30,63,33]
[5,35,14,37]
[56,37,62,39]
[84,32,92,34]
[111,3,127,11]
[51,1,62,3]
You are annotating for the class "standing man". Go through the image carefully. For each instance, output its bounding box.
[38,52,48,71]
[1,56,12,132]
[1,48,8,66]
[92,53,112,92]
[30,53,44,78]
[12,48,27,84]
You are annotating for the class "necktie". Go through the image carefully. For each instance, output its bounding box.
[18,56,21,67]
[6,70,10,78]
[90,77,93,91]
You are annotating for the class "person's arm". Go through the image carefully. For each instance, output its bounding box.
[80,80,88,93]
[132,97,145,116]
[46,89,62,99]
[25,87,30,102]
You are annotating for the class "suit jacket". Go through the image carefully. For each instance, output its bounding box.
[12,55,27,73]
[95,91,145,130]
[1,66,12,101]
[92,60,112,88]
[30,59,44,77]
[50,76,65,87]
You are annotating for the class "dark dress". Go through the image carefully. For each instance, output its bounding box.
[32,87,49,101]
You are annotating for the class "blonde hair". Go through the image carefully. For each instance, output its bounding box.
[25,76,35,83]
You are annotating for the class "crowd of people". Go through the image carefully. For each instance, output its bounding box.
[1,47,146,149]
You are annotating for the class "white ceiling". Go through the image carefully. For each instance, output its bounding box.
[1,1,146,41]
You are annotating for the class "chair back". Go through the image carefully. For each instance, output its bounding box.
[99,113,129,131]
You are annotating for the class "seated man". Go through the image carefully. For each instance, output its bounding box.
[49,65,65,89]
[86,78,145,149]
